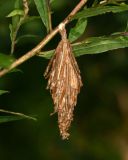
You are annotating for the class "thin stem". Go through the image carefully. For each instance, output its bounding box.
[48,0,52,32]
[0,0,88,77]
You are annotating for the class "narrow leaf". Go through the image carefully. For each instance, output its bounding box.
[73,35,128,57]
[11,0,22,31]
[0,116,24,123]
[73,5,128,20]
[16,34,42,44]
[0,109,37,121]
[9,24,13,42]
[7,9,24,17]
[69,18,87,42]
[9,68,23,74]
[39,49,53,59]
[38,34,128,58]
[8,0,22,46]
[0,53,21,74]
[0,53,15,68]
[125,21,128,32]
[34,0,51,32]
[21,16,41,25]
[50,0,55,3]
[0,90,9,96]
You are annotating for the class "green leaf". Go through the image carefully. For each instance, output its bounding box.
[0,53,15,68]
[125,21,128,32]
[73,5,128,20]
[38,34,128,58]
[0,90,9,96]
[21,16,41,25]
[50,0,55,3]
[9,24,13,42]
[39,49,53,59]
[33,0,51,32]
[9,68,23,74]
[12,0,22,30]
[7,9,24,17]
[16,34,42,44]
[14,0,21,9]
[0,116,23,123]
[72,35,128,56]
[0,109,37,122]
[92,0,99,7]
[8,0,22,45]
[0,53,21,74]
[69,18,87,42]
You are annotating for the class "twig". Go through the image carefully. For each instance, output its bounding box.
[0,0,87,77]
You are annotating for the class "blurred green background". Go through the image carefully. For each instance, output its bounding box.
[0,0,128,160]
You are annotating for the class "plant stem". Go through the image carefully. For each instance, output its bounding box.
[47,0,52,32]
[0,0,87,77]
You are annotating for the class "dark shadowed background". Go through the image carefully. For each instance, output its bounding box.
[0,0,128,160]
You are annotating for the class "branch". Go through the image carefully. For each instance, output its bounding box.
[0,0,87,78]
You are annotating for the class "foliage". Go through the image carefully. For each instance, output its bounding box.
[0,0,128,159]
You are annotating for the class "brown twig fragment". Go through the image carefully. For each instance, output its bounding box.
[23,0,29,15]
[44,24,83,139]
[0,0,87,77]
